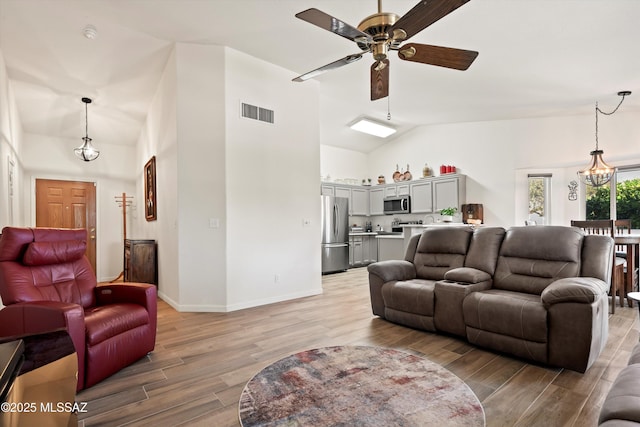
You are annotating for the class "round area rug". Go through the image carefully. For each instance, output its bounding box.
[238,346,485,426]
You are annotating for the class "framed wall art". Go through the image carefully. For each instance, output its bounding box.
[144,156,157,221]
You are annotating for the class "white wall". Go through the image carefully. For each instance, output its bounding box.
[0,48,24,230]
[320,145,368,183]
[175,43,227,310]
[322,110,640,228]
[136,44,322,312]
[225,48,322,310]
[134,47,180,306]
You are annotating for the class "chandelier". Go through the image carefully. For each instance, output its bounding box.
[74,97,100,162]
[577,91,631,187]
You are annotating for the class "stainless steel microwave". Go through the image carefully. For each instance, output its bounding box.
[383,196,411,214]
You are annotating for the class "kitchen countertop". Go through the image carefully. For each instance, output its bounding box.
[349,231,403,239]
[401,223,469,227]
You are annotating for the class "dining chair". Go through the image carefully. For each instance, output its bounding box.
[615,219,638,306]
[571,220,625,313]
[615,219,632,258]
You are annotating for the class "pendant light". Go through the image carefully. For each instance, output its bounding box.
[577,91,630,187]
[74,97,100,162]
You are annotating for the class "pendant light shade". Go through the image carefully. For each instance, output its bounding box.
[578,149,615,187]
[74,97,100,162]
[577,91,630,187]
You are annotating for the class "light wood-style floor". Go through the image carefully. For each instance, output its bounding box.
[77,268,639,427]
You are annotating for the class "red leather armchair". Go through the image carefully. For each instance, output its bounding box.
[0,227,157,390]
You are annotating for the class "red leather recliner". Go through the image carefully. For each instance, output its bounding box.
[0,227,157,390]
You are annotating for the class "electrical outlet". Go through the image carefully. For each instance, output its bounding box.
[302,218,311,227]
[274,274,280,283]
[209,218,220,228]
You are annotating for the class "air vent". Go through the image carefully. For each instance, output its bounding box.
[241,102,274,124]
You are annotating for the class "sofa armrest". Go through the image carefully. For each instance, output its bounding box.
[367,260,416,283]
[444,267,491,284]
[541,277,608,307]
[96,282,157,309]
[0,301,86,388]
[0,301,84,339]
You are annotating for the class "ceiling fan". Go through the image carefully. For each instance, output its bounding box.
[292,0,478,101]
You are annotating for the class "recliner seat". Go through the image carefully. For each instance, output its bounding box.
[0,227,158,390]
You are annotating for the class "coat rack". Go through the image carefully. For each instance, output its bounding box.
[111,192,133,282]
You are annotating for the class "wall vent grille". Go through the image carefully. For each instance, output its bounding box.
[241,102,274,124]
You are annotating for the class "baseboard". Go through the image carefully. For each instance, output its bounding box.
[157,288,323,313]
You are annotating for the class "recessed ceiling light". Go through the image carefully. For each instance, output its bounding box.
[348,117,396,138]
[83,24,98,40]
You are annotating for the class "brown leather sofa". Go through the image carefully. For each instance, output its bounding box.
[599,342,640,426]
[368,225,614,373]
[0,227,157,390]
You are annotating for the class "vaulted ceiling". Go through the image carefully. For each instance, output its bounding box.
[1,0,639,153]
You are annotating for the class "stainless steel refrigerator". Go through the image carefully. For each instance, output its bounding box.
[321,196,349,274]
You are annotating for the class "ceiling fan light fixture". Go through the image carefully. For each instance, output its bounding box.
[74,97,100,162]
[349,117,396,138]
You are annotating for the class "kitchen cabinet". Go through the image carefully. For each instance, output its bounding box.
[334,186,351,200]
[124,239,157,285]
[349,234,377,267]
[410,181,433,213]
[366,235,378,263]
[434,177,465,212]
[377,236,405,261]
[409,175,466,214]
[321,174,465,217]
[369,187,384,215]
[321,183,368,216]
[351,188,369,216]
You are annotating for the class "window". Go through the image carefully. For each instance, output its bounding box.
[528,174,551,225]
[586,165,640,228]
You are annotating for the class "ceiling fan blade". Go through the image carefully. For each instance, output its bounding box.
[292,53,364,82]
[398,43,478,70]
[295,8,372,44]
[390,0,470,42]
[371,60,389,101]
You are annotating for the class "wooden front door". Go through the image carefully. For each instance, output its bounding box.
[35,179,97,273]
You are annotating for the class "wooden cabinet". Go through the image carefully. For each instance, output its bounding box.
[124,239,157,285]
[321,183,369,216]
[321,175,465,217]
[369,187,384,215]
[410,181,433,213]
[377,237,405,261]
[434,177,464,212]
[350,236,363,267]
[349,234,378,267]
[351,188,369,216]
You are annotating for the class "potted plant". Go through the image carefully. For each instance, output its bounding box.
[440,207,457,222]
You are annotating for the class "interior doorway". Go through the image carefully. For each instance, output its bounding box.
[35,179,97,273]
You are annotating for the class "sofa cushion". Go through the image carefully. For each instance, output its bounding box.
[599,364,640,424]
[413,228,472,280]
[494,226,583,294]
[381,279,436,316]
[84,303,149,346]
[464,227,506,275]
[22,240,86,266]
[463,289,547,343]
